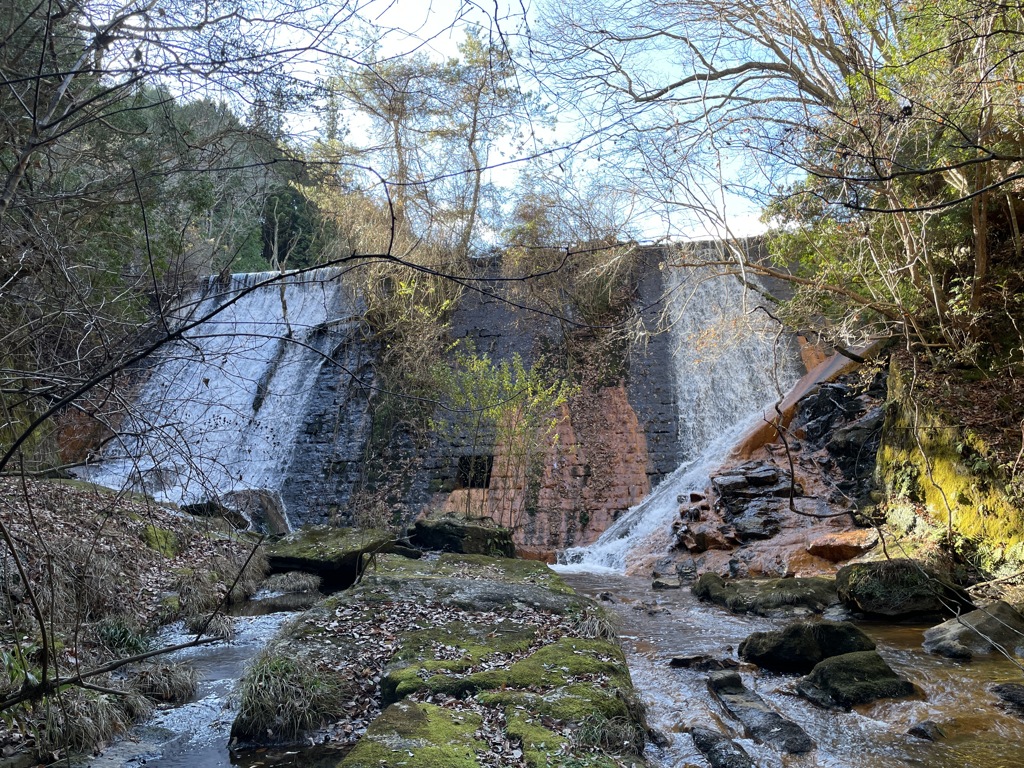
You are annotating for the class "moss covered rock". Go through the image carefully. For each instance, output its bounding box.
[739,620,876,673]
[835,558,973,619]
[267,526,393,589]
[341,700,487,768]
[692,572,838,616]
[231,551,644,766]
[797,650,917,709]
[876,356,1024,574]
[142,525,180,558]
[410,516,515,557]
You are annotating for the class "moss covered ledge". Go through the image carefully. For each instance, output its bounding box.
[230,552,647,767]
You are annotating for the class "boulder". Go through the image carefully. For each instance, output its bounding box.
[220,489,291,535]
[182,498,249,530]
[689,726,755,768]
[410,516,515,557]
[796,650,916,709]
[991,682,1024,718]
[707,670,814,753]
[267,526,394,589]
[676,522,734,553]
[692,572,838,616]
[807,529,879,562]
[739,620,876,673]
[835,559,973,619]
[922,600,1024,660]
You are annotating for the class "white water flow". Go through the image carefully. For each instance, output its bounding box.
[82,269,350,509]
[560,255,799,573]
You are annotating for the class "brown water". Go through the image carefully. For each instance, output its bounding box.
[561,571,1024,768]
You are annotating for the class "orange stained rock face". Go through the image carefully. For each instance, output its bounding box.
[435,384,652,558]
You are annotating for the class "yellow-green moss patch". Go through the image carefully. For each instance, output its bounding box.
[142,525,180,558]
[877,357,1024,575]
[340,701,486,768]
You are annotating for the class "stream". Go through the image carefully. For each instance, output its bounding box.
[87,592,333,768]
[561,571,1024,768]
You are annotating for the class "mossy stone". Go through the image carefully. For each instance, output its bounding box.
[876,356,1024,575]
[692,572,838,616]
[739,620,876,673]
[797,650,917,709]
[339,701,486,768]
[835,559,973,619]
[142,525,180,558]
[267,526,393,589]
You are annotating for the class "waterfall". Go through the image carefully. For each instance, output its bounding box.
[81,269,353,513]
[559,248,800,572]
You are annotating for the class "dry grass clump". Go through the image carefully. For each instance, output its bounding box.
[175,549,269,615]
[571,607,619,641]
[128,663,198,704]
[232,650,352,743]
[184,612,235,641]
[262,571,321,594]
[36,687,152,755]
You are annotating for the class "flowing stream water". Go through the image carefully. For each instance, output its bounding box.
[561,572,1024,768]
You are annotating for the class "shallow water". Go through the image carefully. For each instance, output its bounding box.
[561,572,1024,768]
[88,592,327,768]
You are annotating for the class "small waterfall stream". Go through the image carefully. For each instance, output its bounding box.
[561,259,800,572]
[81,269,353,513]
[555,260,1024,767]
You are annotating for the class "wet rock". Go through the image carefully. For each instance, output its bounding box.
[731,510,781,541]
[713,475,749,494]
[410,516,515,557]
[991,682,1024,718]
[220,489,291,535]
[652,577,681,590]
[923,600,1024,660]
[676,522,734,553]
[796,650,916,709]
[836,559,974,619]
[908,720,946,741]
[827,406,884,454]
[689,726,755,768]
[182,498,249,530]
[807,529,879,562]
[267,526,394,589]
[669,655,739,671]
[739,620,876,673]
[707,670,814,753]
[692,572,838,617]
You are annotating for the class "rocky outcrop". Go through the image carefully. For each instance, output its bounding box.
[739,620,876,673]
[692,572,838,616]
[796,650,916,709]
[836,559,973,619]
[266,526,394,589]
[806,529,879,562]
[876,354,1024,575]
[707,670,814,754]
[409,516,515,557]
[923,601,1024,659]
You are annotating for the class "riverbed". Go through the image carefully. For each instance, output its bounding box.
[561,571,1024,768]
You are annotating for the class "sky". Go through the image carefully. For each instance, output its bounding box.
[284,0,768,243]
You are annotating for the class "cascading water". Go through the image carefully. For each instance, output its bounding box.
[560,249,800,572]
[81,269,354,515]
